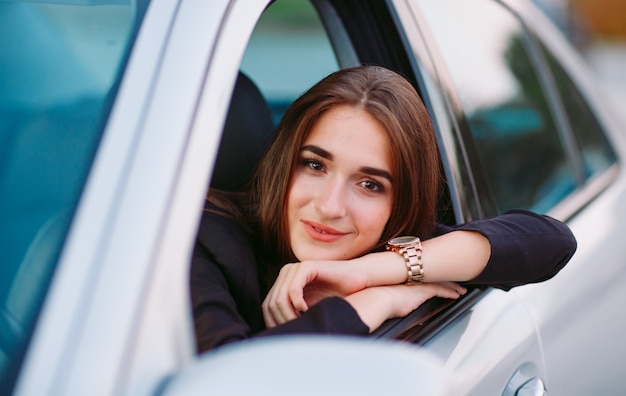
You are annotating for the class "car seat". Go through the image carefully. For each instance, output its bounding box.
[210,72,275,192]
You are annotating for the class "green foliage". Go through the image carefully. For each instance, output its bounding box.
[256,0,320,31]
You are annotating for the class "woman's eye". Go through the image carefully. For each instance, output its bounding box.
[360,180,384,192]
[305,159,324,172]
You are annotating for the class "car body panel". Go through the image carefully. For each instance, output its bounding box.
[163,337,449,396]
[513,175,626,394]
[422,289,544,395]
[501,1,626,394]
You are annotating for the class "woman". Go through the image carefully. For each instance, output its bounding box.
[191,66,576,353]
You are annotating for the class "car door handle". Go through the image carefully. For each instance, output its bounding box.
[515,377,547,396]
[502,363,547,396]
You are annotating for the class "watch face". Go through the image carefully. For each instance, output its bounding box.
[388,236,419,246]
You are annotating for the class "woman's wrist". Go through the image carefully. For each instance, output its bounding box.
[344,287,394,333]
[354,251,408,287]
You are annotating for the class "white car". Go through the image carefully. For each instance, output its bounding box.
[2,0,625,395]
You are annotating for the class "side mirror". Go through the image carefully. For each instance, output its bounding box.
[162,336,447,396]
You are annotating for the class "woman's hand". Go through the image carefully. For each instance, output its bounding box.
[345,282,467,332]
[262,252,413,328]
[262,260,369,328]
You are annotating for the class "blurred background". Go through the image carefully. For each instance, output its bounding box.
[533,0,626,107]
[253,0,625,120]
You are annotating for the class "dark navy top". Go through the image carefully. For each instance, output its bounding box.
[190,209,576,353]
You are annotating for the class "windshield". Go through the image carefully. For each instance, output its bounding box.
[0,1,148,393]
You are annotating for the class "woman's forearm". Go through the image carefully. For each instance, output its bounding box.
[356,230,490,286]
[421,230,490,282]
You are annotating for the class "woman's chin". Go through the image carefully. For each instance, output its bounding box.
[293,247,347,262]
[292,245,369,262]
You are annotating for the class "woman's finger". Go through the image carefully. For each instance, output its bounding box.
[263,264,301,326]
[273,264,301,322]
[387,282,464,318]
[286,264,311,313]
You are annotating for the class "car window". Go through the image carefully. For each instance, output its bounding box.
[240,0,340,125]
[538,42,618,179]
[209,0,465,348]
[0,2,147,392]
[417,0,577,213]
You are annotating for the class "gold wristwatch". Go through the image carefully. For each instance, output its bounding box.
[386,236,424,284]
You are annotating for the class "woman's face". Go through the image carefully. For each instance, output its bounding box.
[286,104,394,261]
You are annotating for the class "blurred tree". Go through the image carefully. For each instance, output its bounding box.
[255,1,320,31]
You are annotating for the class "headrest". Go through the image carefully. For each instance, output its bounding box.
[211,72,274,192]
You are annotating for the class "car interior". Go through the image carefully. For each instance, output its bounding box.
[210,72,275,193]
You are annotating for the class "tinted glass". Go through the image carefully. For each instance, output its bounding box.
[418,0,576,213]
[539,43,617,178]
[0,1,147,392]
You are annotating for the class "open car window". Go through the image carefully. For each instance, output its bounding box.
[206,0,466,348]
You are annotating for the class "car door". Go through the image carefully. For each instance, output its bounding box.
[10,1,241,395]
[496,2,626,395]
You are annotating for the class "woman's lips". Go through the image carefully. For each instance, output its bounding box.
[301,220,348,243]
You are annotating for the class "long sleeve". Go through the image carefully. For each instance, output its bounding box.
[191,211,368,353]
[434,209,577,291]
[191,212,264,352]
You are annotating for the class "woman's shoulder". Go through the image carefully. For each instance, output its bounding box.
[195,208,257,271]
[197,207,247,239]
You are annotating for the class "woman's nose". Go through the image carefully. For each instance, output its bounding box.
[313,177,347,219]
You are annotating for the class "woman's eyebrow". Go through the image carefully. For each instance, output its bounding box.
[301,144,393,182]
[361,167,393,183]
[300,145,333,160]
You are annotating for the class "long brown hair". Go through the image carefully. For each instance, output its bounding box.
[252,65,441,262]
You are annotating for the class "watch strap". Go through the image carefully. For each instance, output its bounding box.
[386,237,424,284]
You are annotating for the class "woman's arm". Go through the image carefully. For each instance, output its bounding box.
[262,268,466,330]
[343,282,466,332]
[347,209,576,289]
[191,213,264,352]
[261,230,488,318]
[262,209,576,325]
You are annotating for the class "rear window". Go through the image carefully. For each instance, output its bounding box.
[418,0,577,213]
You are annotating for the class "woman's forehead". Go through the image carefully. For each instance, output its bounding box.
[303,105,393,170]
